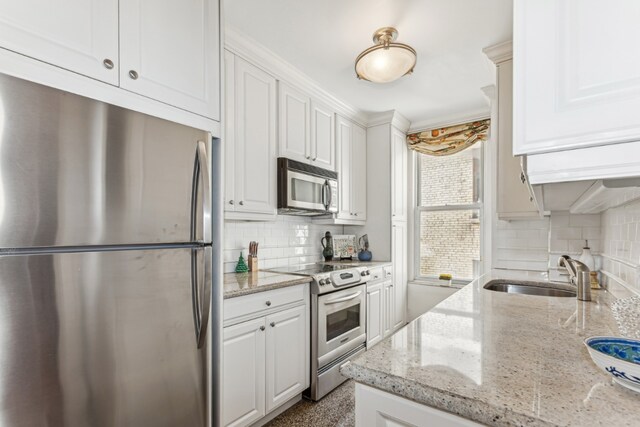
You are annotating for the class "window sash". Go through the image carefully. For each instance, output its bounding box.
[415,149,484,281]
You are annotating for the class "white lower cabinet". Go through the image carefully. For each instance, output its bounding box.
[223,285,310,427]
[366,267,399,349]
[355,383,482,427]
[365,282,383,348]
[391,223,407,331]
[223,318,266,427]
[265,305,308,412]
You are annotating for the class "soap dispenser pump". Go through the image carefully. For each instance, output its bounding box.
[579,240,595,271]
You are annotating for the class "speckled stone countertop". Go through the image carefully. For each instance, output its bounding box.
[323,260,392,268]
[224,271,311,299]
[341,269,639,427]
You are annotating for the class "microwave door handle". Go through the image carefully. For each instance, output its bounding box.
[324,181,332,209]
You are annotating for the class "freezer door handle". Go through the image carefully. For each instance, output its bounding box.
[191,246,212,349]
[191,140,212,243]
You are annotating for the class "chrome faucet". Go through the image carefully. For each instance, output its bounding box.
[557,255,591,301]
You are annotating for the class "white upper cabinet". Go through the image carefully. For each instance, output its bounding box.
[119,0,220,120]
[0,0,220,121]
[514,0,640,156]
[351,124,367,220]
[225,52,277,218]
[310,101,336,171]
[279,82,311,163]
[333,115,367,223]
[391,128,408,222]
[279,82,337,171]
[336,115,353,220]
[0,0,119,84]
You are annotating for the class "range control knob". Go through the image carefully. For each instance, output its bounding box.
[326,278,332,285]
[319,279,327,286]
[361,270,369,277]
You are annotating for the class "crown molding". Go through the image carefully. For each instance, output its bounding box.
[482,40,513,64]
[408,107,490,134]
[367,110,411,133]
[225,26,369,127]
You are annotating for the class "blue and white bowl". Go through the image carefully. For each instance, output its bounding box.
[585,336,640,393]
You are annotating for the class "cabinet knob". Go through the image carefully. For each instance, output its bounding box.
[312,157,317,161]
[270,322,276,327]
[259,326,265,331]
[306,155,311,160]
[103,59,114,69]
[530,196,534,202]
[265,301,271,306]
[128,70,139,80]
[229,200,234,205]
[239,201,244,206]
[520,172,526,184]
[354,213,358,217]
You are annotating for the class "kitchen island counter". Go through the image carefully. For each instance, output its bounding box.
[341,270,638,426]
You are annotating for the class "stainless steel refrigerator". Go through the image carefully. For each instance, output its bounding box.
[0,74,222,426]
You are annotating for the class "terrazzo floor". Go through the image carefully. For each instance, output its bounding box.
[266,380,355,427]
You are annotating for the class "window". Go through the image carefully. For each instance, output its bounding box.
[416,145,482,281]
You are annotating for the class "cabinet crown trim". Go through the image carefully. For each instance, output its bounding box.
[225,26,368,127]
[367,110,411,132]
[483,40,513,64]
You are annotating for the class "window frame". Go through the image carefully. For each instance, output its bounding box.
[413,145,484,283]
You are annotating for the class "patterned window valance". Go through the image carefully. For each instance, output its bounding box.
[406,119,490,156]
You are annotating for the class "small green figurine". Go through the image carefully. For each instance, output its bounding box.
[235,252,249,273]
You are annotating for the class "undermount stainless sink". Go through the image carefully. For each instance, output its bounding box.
[484,281,576,297]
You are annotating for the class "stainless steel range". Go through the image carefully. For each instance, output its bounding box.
[267,263,371,400]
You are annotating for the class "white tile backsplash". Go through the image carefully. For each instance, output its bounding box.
[494,211,602,273]
[223,216,344,273]
[601,198,640,294]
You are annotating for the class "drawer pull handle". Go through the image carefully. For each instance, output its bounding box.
[265,301,272,306]
[103,58,114,69]
[129,70,139,80]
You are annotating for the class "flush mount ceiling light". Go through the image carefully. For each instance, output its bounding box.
[355,27,417,83]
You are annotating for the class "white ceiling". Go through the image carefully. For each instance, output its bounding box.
[225,0,513,130]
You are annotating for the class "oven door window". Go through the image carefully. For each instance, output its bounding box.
[326,303,361,342]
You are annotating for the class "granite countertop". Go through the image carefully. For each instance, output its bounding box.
[341,269,639,427]
[223,271,311,299]
[323,260,392,268]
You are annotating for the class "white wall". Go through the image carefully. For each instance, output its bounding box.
[601,199,640,294]
[224,217,343,273]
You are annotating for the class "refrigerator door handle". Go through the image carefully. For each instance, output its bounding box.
[191,140,212,243]
[190,139,212,348]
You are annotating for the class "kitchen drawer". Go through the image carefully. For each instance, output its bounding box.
[368,267,384,282]
[383,266,393,278]
[224,283,309,325]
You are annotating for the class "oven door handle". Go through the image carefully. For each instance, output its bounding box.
[324,291,362,305]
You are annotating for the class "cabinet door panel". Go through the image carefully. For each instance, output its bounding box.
[119,0,220,119]
[351,124,367,220]
[223,318,266,427]
[279,82,310,163]
[392,222,407,330]
[233,56,277,215]
[265,305,308,412]
[514,0,640,155]
[366,284,383,348]
[336,116,353,219]
[224,50,236,212]
[311,102,335,171]
[0,0,118,84]
[383,280,394,337]
[391,128,408,221]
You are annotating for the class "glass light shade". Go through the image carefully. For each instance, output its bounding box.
[355,43,416,83]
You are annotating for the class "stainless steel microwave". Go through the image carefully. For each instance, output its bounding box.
[277,158,338,216]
